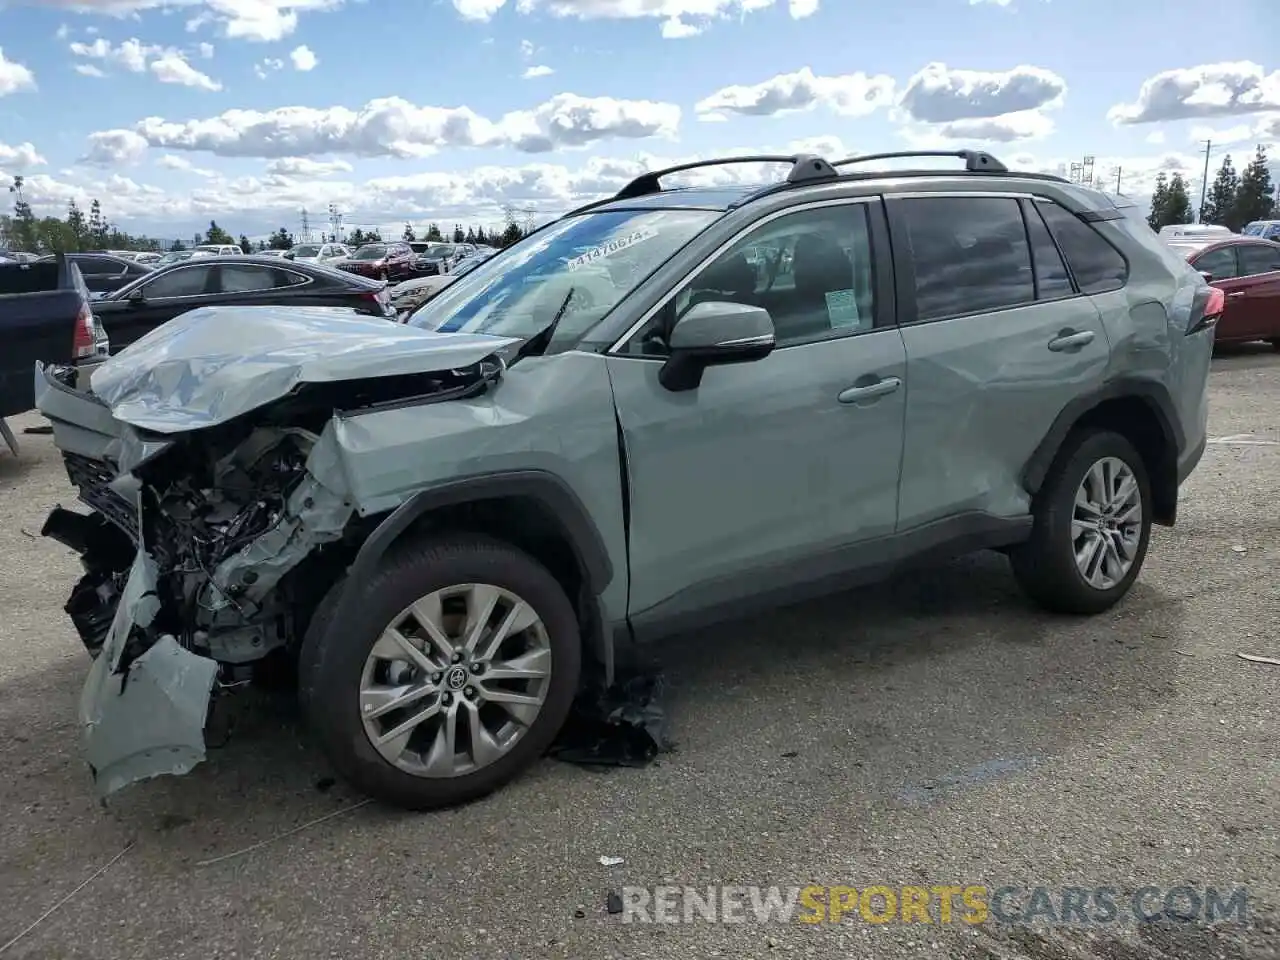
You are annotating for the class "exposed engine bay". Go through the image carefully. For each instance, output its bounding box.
[33,309,514,797]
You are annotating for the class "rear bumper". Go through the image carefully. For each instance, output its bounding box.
[1178,434,1206,485]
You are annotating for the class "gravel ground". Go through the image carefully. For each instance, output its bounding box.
[0,348,1277,960]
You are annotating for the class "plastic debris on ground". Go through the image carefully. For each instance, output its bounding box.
[598,856,624,867]
[549,666,668,768]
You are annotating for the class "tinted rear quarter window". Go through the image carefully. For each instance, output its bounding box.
[1021,200,1075,299]
[1035,200,1127,294]
[901,196,1035,321]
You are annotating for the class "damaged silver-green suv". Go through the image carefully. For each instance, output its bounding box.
[37,150,1219,809]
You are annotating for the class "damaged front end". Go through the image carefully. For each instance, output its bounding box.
[34,312,512,797]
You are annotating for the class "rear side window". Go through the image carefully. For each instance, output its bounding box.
[1021,201,1075,299]
[901,196,1035,321]
[1238,244,1280,276]
[1035,200,1127,294]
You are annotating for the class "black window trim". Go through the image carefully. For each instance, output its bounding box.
[1032,195,1130,295]
[1019,197,1082,305]
[885,191,1058,327]
[609,195,898,360]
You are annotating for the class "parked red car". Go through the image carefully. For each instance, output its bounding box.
[1165,235,1280,346]
[335,240,416,282]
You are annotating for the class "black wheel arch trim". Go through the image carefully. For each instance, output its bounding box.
[1022,378,1185,496]
[344,469,614,596]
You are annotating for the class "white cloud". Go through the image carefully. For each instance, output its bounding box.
[898,62,1066,122]
[0,47,38,96]
[660,16,702,37]
[32,0,344,43]
[82,129,150,166]
[198,41,215,57]
[519,39,535,58]
[74,63,108,78]
[461,0,817,35]
[55,23,71,38]
[453,0,508,18]
[289,44,318,71]
[119,92,681,159]
[264,156,353,176]
[1188,114,1280,147]
[522,64,554,79]
[695,67,895,120]
[70,37,167,72]
[151,54,223,90]
[1145,130,1165,145]
[156,153,217,175]
[254,57,284,78]
[1109,62,1280,125]
[0,142,47,170]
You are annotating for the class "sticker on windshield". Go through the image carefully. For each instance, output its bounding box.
[825,289,861,329]
[567,228,657,271]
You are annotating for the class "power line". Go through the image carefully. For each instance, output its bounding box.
[300,207,310,240]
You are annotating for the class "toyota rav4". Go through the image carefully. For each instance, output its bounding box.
[35,150,1218,810]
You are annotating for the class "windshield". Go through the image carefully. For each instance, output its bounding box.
[423,243,454,258]
[353,244,388,260]
[159,251,191,263]
[293,244,322,257]
[408,208,716,346]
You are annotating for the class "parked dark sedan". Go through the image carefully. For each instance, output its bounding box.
[37,252,154,298]
[92,255,395,352]
[1165,236,1280,346]
[335,241,416,282]
[412,242,465,277]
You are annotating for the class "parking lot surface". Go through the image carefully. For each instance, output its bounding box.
[1,349,1277,960]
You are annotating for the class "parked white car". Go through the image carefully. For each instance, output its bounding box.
[1157,223,1235,240]
[288,242,351,265]
[194,244,245,256]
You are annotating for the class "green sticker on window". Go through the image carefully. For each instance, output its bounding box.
[825,289,860,328]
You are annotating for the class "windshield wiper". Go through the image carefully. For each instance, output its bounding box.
[508,286,575,367]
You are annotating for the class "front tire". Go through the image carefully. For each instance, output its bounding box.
[1008,430,1152,615]
[299,535,581,810]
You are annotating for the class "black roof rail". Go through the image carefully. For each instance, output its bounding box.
[832,149,1009,174]
[612,154,837,200]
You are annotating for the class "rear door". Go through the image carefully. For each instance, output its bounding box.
[889,193,1111,528]
[1235,242,1280,340]
[1189,245,1252,340]
[215,261,377,313]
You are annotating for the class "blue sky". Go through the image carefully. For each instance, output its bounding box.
[0,0,1277,240]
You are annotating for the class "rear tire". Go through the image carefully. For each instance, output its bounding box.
[299,534,581,810]
[1008,430,1152,615]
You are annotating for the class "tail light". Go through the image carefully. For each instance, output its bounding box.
[72,303,97,359]
[1187,285,1224,335]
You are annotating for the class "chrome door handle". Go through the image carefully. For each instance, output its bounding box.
[838,377,902,404]
[1226,291,1246,298]
[1048,330,1095,352]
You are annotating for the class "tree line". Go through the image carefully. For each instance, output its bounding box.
[2,181,535,256]
[1147,144,1277,232]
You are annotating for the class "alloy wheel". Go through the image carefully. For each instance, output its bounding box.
[1071,456,1144,591]
[358,583,552,778]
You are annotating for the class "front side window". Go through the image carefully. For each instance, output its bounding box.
[142,265,213,298]
[1238,244,1280,276]
[626,204,877,355]
[294,244,322,258]
[1192,246,1239,280]
[409,208,717,351]
[352,244,388,261]
[1035,199,1128,294]
[901,196,1035,321]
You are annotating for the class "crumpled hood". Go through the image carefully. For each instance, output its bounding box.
[89,304,516,434]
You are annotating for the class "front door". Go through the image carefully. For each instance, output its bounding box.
[606,199,907,635]
[96,262,218,350]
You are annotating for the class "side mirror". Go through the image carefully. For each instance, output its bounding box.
[126,287,146,304]
[1198,270,1214,283]
[659,300,775,392]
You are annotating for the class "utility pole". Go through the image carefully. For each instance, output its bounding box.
[327,203,343,243]
[1198,140,1212,222]
[300,208,310,241]
[1114,167,1123,194]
